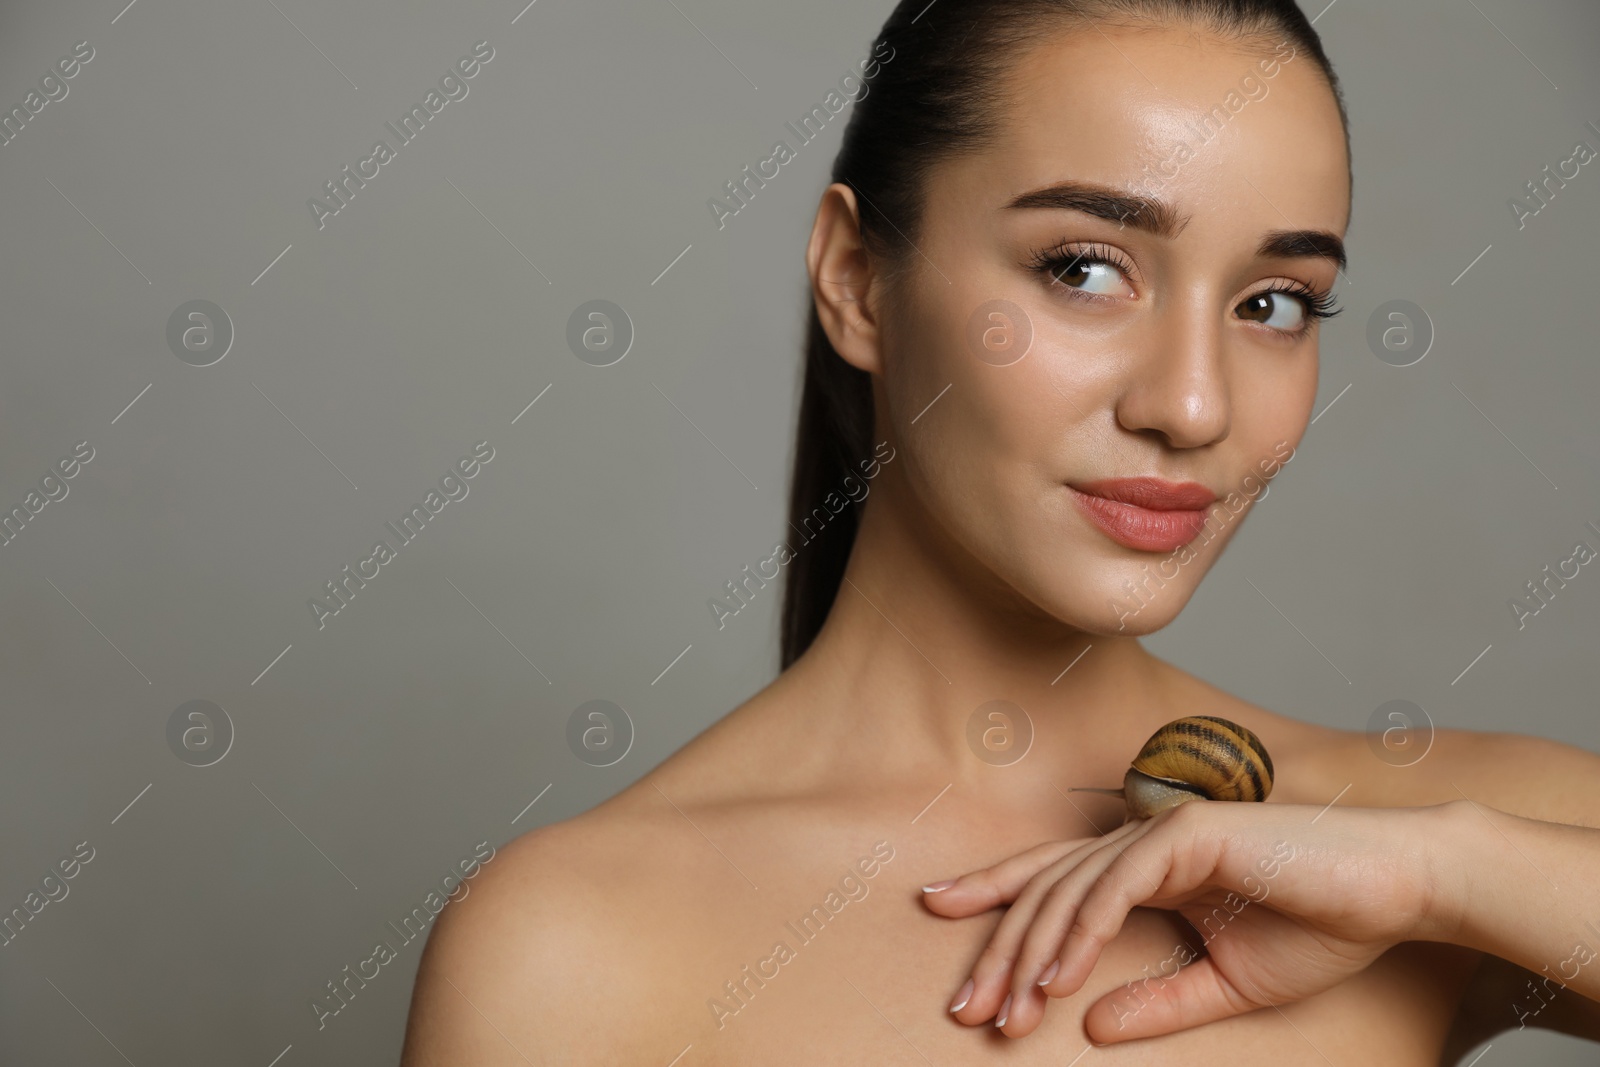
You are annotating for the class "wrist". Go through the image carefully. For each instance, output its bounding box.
[1409,799,1479,946]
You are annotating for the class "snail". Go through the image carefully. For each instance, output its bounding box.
[1068,715,1274,820]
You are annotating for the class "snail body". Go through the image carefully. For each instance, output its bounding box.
[1072,715,1274,820]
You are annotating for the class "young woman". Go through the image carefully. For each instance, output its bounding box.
[400,1,1600,1062]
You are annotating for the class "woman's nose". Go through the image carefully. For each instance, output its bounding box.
[1112,304,1232,450]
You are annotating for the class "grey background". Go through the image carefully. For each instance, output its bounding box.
[0,0,1596,1063]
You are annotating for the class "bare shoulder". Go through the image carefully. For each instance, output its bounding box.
[1356,721,1600,827]
[1159,665,1600,826]
[398,790,707,1065]
[397,688,794,1064]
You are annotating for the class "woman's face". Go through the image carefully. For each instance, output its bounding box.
[868,23,1349,635]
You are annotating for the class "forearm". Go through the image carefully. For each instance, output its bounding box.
[1422,798,1600,1005]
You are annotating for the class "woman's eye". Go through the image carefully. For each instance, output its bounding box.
[1237,291,1306,332]
[1051,257,1128,296]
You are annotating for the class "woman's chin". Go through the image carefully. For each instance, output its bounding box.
[1093,573,1202,635]
[1007,575,1198,639]
[1097,604,1184,637]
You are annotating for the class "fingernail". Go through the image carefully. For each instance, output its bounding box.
[948,979,973,1012]
[1037,960,1060,986]
[995,994,1011,1027]
[922,879,956,893]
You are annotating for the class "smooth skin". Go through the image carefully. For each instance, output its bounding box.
[927,796,1600,1041]
[399,21,1600,1066]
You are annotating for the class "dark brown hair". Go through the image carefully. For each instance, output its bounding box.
[780,0,1348,669]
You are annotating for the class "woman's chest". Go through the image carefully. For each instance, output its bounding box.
[672,866,1478,1066]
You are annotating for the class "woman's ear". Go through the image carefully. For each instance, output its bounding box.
[805,182,883,375]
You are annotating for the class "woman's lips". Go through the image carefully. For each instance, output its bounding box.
[1067,478,1218,553]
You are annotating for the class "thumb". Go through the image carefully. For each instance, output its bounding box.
[1083,955,1263,1043]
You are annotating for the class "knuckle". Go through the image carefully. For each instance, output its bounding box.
[1069,911,1108,944]
[1164,797,1208,826]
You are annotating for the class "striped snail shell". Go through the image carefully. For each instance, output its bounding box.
[1071,715,1274,820]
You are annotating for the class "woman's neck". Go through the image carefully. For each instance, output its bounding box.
[770,466,1175,792]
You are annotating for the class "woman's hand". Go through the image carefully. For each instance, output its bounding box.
[922,799,1456,1042]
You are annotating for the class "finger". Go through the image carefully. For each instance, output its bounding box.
[998,835,1173,1040]
[946,846,1106,1027]
[994,980,1051,1037]
[965,828,1157,1030]
[1007,831,1162,1013]
[1043,836,1170,998]
[923,819,1143,919]
[1083,953,1262,1043]
[949,824,1148,1027]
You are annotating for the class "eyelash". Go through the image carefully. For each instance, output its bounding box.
[1024,239,1343,339]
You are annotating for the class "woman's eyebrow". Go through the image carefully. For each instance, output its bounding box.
[1003,179,1346,271]
[1004,179,1186,237]
[1257,229,1347,271]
